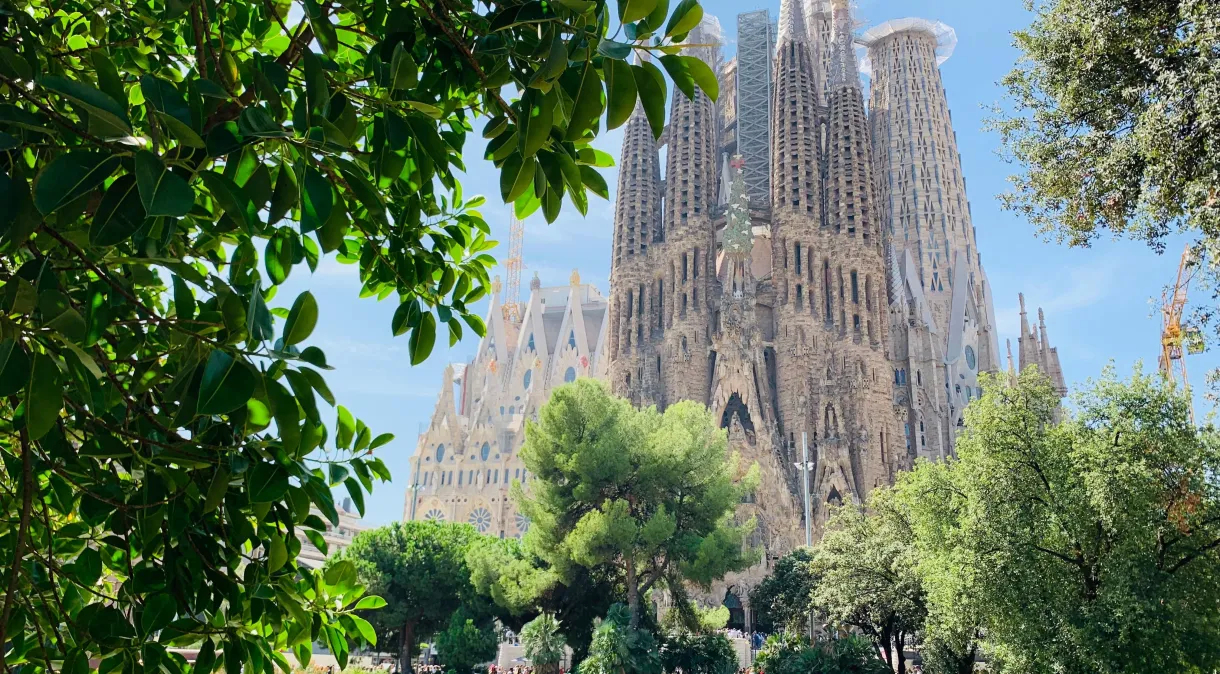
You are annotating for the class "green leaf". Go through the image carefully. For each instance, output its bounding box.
[24,352,62,440]
[248,462,290,503]
[300,367,335,406]
[617,0,657,24]
[283,291,318,346]
[141,75,191,127]
[247,288,274,343]
[0,340,30,397]
[196,350,256,415]
[390,42,419,90]
[141,592,177,635]
[353,595,387,610]
[91,174,146,245]
[369,432,394,450]
[265,230,294,285]
[391,299,420,337]
[302,0,339,56]
[665,0,703,37]
[203,468,230,513]
[580,166,610,200]
[174,275,197,321]
[135,150,195,217]
[344,477,365,516]
[564,63,605,141]
[632,62,667,138]
[300,346,333,370]
[269,166,298,225]
[33,151,120,215]
[268,381,301,456]
[409,311,437,365]
[681,55,718,102]
[300,166,333,233]
[336,406,356,449]
[597,39,634,61]
[604,58,638,130]
[196,640,217,674]
[92,52,125,108]
[350,614,376,646]
[519,89,554,158]
[660,55,697,101]
[39,75,132,136]
[200,171,257,230]
[267,534,288,573]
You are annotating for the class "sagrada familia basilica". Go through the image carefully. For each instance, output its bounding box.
[405,0,1068,627]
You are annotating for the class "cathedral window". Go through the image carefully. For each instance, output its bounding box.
[527,333,535,351]
[851,271,859,304]
[565,367,576,383]
[693,249,700,278]
[795,243,802,275]
[523,370,532,389]
[435,444,446,463]
[682,253,689,282]
[481,442,491,461]
[795,285,803,307]
[568,330,576,349]
[917,370,922,385]
[458,471,463,486]
[681,293,688,317]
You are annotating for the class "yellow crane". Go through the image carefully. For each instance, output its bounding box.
[500,212,525,325]
[1159,245,1202,421]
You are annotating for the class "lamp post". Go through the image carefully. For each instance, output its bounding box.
[793,431,816,642]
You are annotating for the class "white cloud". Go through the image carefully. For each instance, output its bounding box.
[995,256,1122,338]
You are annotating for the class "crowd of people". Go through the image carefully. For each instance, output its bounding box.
[716,629,768,650]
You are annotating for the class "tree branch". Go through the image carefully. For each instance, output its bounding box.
[0,428,35,672]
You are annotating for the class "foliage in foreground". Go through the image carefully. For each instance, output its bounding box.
[896,368,1220,673]
[658,632,736,674]
[577,605,661,674]
[434,611,498,674]
[0,0,713,670]
[515,380,759,628]
[753,633,889,674]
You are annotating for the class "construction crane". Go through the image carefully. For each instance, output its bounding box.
[1159,245,1202,421]
[500,212,525,325]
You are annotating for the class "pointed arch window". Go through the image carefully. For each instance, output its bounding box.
[523,370,532,389]
[527,333,536,351]
[564,367,577,383]
[568,330,576,349]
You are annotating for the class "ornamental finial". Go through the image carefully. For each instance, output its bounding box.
[492,275,502,294]
[570,268,581,286]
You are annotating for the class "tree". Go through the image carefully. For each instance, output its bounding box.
[0,0,715,671]
[466,533,619,661]
[435,610,499,674]
[747,547,817,634]
[520,613,567,674]
[895,368,1220,673]
[514,380,759,628]
[990,0,1220,361]
[337,521,492,673]
[811,497,925,674]
[992,0,1219,247]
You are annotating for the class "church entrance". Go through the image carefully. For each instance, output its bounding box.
[723,590,745,632]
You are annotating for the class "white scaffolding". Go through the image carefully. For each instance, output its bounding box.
[735,9,774,207]
[858,18,957,76]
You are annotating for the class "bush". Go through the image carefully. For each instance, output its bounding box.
[754,633,888,674]
[577,605,661,674]
[660,632,737,674]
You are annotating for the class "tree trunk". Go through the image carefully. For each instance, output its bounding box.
[400,621,417,674]
[895,631,906,674]
[625,557,640,628]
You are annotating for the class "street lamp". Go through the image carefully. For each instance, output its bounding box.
[793,431,816,641]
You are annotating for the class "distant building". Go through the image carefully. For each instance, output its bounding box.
[296,497,365,568]
[403,274,609,537]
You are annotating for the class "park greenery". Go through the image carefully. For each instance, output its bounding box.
[0,0,717,671]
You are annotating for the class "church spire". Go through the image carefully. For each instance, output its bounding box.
[611,100,661,265]
[829,0,860,89]
[663,18,721,235]
[770,0,821,216]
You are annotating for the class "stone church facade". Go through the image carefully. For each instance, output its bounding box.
[404,0,1067,629]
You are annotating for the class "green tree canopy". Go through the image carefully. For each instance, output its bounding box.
[336,521,492,673]
[895,368,1220,673]
[747,547,816,634]
[811,497,925,674]
[993,0,1219,247]
[0,0,711,671]
[514,380,759,628]
[435,610,499,674]
[754,633,889,674]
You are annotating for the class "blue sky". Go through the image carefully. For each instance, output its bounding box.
[278,0,1218,526]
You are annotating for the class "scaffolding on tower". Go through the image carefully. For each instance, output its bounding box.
[1159,245,1203,422]
[501,212,525,325]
